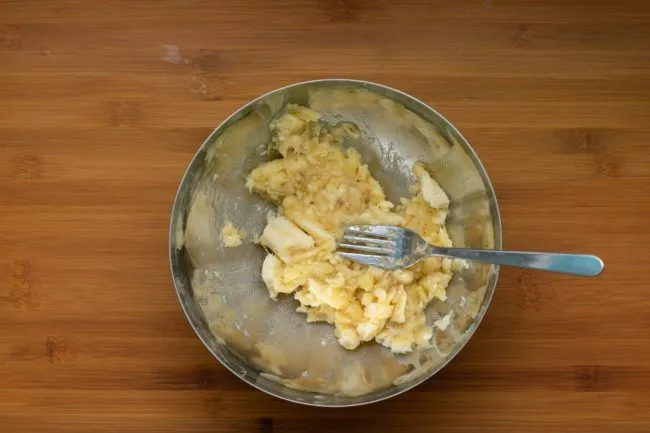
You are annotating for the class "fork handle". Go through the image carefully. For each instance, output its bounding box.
[430,247,604,277]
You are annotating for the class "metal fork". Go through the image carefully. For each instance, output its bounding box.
[337,225,604,277]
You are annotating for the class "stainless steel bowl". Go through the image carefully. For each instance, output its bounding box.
[169,79,501,406]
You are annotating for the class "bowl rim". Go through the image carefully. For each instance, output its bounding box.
[168,78,502,407]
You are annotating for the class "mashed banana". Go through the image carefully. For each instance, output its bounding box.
[221,221,244,247]
[246,104,455,353]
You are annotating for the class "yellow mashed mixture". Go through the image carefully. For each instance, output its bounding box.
[246,104,456,354]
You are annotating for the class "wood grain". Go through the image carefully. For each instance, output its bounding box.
[1,0,649,431]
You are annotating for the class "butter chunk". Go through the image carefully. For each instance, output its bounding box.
[414,164,449,209]
[260,216,315,264]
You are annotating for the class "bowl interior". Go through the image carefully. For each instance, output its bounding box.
[169,80,501,406]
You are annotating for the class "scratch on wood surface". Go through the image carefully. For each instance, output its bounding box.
[45,336,68,364]
[511,24,533,46]
[161,44,182,65]
[516,269,540,311]
[257,417,274,433]
[13,154,42,179]
[187,49,225,100]
[3,258,38,309]
[0,25,23,50]
[574,365,600,392]
[317,0,360,22]
[105,101,142,127]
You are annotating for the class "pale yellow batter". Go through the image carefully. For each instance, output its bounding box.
[246,104,456,354]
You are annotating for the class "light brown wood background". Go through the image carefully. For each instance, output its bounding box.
[2,0,650,431]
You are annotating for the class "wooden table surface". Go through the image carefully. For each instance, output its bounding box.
[2,0,650,431]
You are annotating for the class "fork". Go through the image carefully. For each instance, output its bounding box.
[337,225,604,277]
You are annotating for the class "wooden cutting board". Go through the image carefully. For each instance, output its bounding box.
[1,1,649,431]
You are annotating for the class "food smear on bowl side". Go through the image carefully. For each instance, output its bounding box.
[246,104,460,354]
[221,221,244,248]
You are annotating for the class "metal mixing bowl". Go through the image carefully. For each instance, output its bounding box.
[169,79,501,406]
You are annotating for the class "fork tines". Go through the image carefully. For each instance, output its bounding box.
[337,225,398,256]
